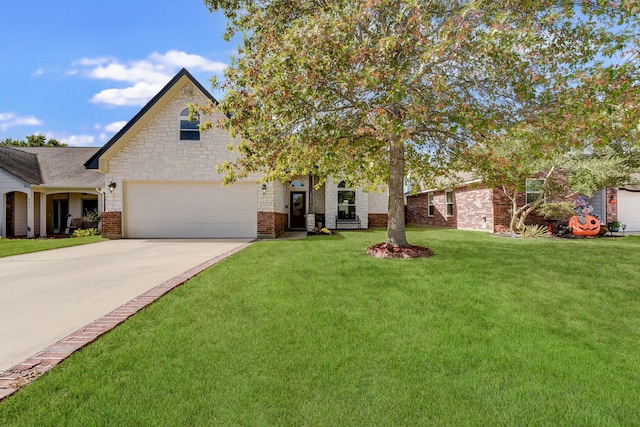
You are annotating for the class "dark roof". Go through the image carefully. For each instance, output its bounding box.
[0,147,43,184]
[85,68,217,169]
[0,147,103,187]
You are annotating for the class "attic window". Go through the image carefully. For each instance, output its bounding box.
[180,108,200,141]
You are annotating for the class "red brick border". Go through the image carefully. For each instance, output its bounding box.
[0,242,252,402]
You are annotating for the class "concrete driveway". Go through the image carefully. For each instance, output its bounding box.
[0,239,251,373]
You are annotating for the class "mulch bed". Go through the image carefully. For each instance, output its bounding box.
[366,242,434,258]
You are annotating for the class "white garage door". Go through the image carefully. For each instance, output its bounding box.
[618,189,640,232]
[125,182,257,238]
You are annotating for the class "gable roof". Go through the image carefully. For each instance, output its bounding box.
[85,68,217,170]
[16,147,104,187]
[405,171,481,196]
[0,147,42,184]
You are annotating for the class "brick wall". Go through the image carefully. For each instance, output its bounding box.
[455,186,494,231]
[368,213,388,228]
[606,187,618,222]
[406,190,456,228]
[101,211,122,239]
[257,211,287,238]
[492,188,514,231]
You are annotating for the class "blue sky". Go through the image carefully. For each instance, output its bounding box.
[0,1,236,146]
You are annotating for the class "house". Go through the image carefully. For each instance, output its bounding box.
[83,68,388,239]
[405,175,623,232]
[0,146,104,238]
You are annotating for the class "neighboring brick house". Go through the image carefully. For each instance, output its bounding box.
[84,68,388,239]
[405,175,620,232]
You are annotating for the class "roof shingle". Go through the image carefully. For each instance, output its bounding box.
[0,147,103,187]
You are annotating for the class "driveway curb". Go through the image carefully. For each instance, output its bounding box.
[0,242,251,402]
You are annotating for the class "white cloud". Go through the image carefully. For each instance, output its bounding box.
[65,134,96,147]
[104,121,128,133]
[47,132,96,147]
[150,50,227,72]
[92,121,128,143]
[90,62,170,85]
[0,112,43,131]
[91,82,166,106]
[74,50,227,107]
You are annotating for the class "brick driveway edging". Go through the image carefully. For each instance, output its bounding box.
[0,242,251,402]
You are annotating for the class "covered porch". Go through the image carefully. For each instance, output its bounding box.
[1,188,103,238]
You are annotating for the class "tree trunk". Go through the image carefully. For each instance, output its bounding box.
[386,132,410,247]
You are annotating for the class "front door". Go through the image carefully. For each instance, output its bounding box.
[53,199,68,233]
[290,192,306,229]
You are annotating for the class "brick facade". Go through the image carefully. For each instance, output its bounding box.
[406,190,456,228]
[455,186,494,231]
[257,211,287,238]
[606,188,618,222]
[368,213,388,228]
[408,184,618,233]
[101,211,122,239]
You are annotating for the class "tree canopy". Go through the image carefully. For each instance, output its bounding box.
[0,134,66,147]
[201,0,639,251]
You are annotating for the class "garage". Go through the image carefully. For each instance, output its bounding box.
[617,188,640,232]
[124,182,257,238]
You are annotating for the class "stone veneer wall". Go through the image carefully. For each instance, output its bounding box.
[105,81,258,213]
[101,211,122,239]
[257,211,287,238]
[325,177,370,229]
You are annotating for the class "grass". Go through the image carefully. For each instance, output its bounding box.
[0,236,103,258]
[1,228,639,426]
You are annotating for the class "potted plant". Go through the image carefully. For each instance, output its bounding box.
[607,220,621,232]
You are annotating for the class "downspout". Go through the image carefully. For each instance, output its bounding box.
[96,187,105,232]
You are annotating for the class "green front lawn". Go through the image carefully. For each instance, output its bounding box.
[1,229,639,426]
[0,236,103,258]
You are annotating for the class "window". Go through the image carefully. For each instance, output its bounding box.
[337,181,356,219]
[446,191,454,216]
[179,108,200,141]
[526,179,545,204]
[291,180,305,187]
[428,193,435,217]
[82,199,98,217]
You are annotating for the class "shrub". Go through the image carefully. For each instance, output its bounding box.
[519,224,549,238]
[536,202,575,220]
[71,228,100,238]
[83,208,101,223]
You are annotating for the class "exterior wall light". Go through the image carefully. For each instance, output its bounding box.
[261,184,267,194]
[108,182,117,193]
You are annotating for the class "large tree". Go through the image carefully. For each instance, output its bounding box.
[0,134,66,147]
[201,0,637,254]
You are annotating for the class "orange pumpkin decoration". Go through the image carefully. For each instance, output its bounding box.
[569,215,601,236]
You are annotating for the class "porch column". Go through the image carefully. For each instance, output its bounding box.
[39,192,47,237]
[0,193,4,238]
[97,190,104,232]
[27,192,34,238]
